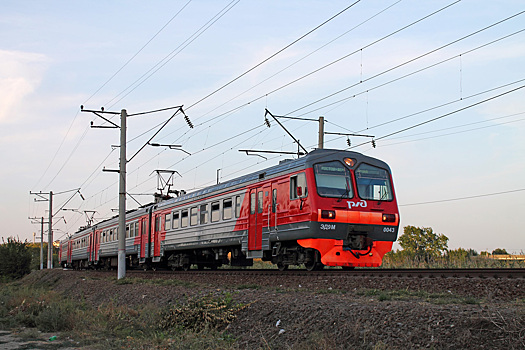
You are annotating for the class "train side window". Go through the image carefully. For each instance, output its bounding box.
[272,189,277,213]
[290,172,308,200]
[200,204,208,224]
[181,209,189,227]
[250,192,256,214]
[115,228,118,241]
[165,213,171,230]
[258,191,263,214]
[142,220,147,237]
[211,202,220,222]
[134,222,138,237]
[126,224,130,238]
[172,211,179,229]
[190,207,198,226]
[223,198,232,220]
[235,195,241,218]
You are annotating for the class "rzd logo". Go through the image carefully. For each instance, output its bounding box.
[347,200,367,209]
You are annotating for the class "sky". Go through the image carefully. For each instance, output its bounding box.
[1,0,524,254]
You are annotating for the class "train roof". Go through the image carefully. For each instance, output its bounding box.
[65,148,390,240]
[157,148,390,208]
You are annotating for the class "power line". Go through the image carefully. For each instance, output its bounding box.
[42,125,90,190]
[400,188,525,207]
[287,12,525,115]
[192,0,403,121]
[381,112,525,141]
[185,0,362,111]
[105,0,240,108]
[53,5,524,232]
[32,110,81,189]
[371,85,525,144]
[165,33,525,176]
[322,76,525,141]
[83,0,193,105]
[295,30,525,120]
[67,78,525,227]
[38,2,193,192]
[186,0,465,129]
[116,0,459,176]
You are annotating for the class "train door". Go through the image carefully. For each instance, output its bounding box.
[67,240,73,264]
[88,231,93,263]
[88,228,95,263]
[248,187,263,250]
[151,213,162,262]
[269,184,278,233]
[139,217,149,260]
[94,230,100,262]
[262,184,272,231]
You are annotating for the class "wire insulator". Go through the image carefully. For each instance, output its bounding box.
[184,115,194,129]
[265,118,271,128]
[346,137,351,146]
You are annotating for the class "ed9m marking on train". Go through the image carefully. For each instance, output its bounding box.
[320,224,336,230]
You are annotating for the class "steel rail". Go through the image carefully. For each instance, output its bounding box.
[121,268,525,279]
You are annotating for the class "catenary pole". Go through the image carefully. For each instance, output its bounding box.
[48,191,53,269]
[117,109,127,280]
[318,116,325,149]
[40,217,44,270]
[82,105,185,279]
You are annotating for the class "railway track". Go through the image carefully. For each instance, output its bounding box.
[123,267,525,279]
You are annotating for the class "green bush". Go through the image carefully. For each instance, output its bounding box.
[0,237,32,280]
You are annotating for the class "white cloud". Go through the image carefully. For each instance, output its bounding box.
[0,50,48,123]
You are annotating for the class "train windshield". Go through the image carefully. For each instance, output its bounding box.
[355,163,393,201]
[314,161,353,198]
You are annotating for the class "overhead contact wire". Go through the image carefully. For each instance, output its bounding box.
[185,0,362,111]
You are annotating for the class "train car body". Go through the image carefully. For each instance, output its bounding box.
[60,149,400,270]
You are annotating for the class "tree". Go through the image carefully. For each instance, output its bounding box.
[397,226,449,262]
[0,237,32,280]
[492,248,508,255]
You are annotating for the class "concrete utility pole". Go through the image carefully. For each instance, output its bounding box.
[318,116,325,149]
[30,188,83,269]
[40,217,44,270]
[48,191,53,269]
[28,215,47,269]
[82,105,188,280]
[118,109,127,280]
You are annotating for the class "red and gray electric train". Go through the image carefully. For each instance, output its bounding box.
[59,148,400,271]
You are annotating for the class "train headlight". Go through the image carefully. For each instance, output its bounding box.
[382,214,396,222]
[343,158,356,167]
[321,210,336,219]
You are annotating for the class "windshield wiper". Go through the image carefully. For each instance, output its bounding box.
[377,187,390,202]
[337,182,350,202]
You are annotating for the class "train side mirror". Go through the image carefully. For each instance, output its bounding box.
[297,186,302,197]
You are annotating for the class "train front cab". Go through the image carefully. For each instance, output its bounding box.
[297,154,399,268]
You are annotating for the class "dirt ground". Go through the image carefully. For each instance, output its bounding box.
[3,269,525,349]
